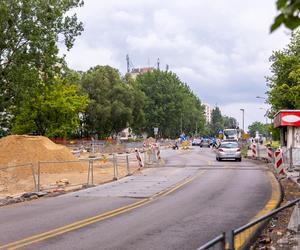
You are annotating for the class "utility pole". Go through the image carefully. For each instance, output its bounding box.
[157,58,160,70]
[126,54,130,73]
[240,109,245,133]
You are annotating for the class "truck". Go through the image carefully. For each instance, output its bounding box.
[223,128,239,141]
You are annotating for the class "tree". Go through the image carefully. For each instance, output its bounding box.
[223,116,238,129]
[210,107,224,136]
[0,0,84,130]
[271,0,300,32]
[248,121,268,138]
[11,80,89,137]
[81,66,145,137]
[267,32,300,113]
[136,70,205,138]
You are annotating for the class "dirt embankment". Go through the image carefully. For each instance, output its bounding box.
[0,135,138,197]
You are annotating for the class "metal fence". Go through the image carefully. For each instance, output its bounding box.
[197,233,225,250]
[198,197,300,250]
[0,162,36,195]
[0,148,161,196]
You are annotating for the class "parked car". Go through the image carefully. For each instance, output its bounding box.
[192,138,201,146]
[199,138,211,147]
[216,141,241,161]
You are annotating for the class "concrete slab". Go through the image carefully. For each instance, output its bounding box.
[65,166,202,199]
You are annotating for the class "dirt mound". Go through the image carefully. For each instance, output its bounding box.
[0,135,85,174]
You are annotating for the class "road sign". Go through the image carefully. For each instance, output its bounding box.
[217,128,223,135]
[154,127,158,135]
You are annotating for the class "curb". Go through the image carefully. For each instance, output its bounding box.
[238,169,282,250]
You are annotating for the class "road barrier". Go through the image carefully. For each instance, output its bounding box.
[274,149,285,176]
[135,149,144,169]
[267,147,273,162]
[198,197,300,250]
[251,144,257,158]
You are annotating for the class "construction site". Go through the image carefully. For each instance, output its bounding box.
[0,135,158,199]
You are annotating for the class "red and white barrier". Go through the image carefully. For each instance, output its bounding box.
[251,144,257,158]
[156,144,161,160]
[267,147,273,162]
[274,148,285,176]
[135,148,144,169]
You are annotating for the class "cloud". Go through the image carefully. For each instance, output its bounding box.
[62,0,291,126]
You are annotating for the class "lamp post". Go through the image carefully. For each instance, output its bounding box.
[259,107,268,124]
[240,108,245,134]
[256,96,266,100]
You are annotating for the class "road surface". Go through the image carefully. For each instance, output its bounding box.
[0,147,274,250]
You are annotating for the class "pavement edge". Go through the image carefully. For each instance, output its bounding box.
[235,170,282,250]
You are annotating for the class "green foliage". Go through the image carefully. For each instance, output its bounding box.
[0,0,84,129]
[267,32,300,112]
[11,80,89,137]
[136,70,205,138]
[81,66,146,137]
[272,0,300,32]
[248,121,268,138]
[206,107,238,136]
[210,107,224,135]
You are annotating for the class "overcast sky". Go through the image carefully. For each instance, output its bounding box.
[62,0,291,130]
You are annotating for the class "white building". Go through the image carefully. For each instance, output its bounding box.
[203,103,212,124]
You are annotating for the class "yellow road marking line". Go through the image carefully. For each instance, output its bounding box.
[1,170,205,249]
[233,171,281,249]
[7,200,153,250]
[0,199,148,249]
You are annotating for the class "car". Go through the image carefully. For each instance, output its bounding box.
[216,141,241,161]
[199,138,211,147]
[192,138,201,146]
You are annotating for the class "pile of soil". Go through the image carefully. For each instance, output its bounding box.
[102,144,126,154]
[0,135,85,174]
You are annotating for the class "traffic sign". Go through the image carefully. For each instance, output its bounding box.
[154,127,158,135]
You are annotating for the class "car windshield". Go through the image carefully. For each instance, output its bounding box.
[220,142,238,148]
[224,130,237,136]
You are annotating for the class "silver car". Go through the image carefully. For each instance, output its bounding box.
[216,141,241,161]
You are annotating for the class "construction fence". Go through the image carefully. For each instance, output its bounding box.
[0,147,163,197]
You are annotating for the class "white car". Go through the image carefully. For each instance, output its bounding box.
[216,141,241,161]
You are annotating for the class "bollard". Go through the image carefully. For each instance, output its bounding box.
[37,161,41,192]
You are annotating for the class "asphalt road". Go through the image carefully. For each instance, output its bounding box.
[0,147,272,250]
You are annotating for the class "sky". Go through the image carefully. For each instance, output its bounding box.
[61,0,291,131]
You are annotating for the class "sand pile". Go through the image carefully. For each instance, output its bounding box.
[0,135,85,174]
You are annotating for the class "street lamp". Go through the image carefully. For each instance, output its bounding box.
[259,107,268,124]
[256,96,266,100]
[240,108,245,133]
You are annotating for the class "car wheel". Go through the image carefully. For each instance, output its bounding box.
[236,158,241,162]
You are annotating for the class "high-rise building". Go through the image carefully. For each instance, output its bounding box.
[203,103,212,124]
